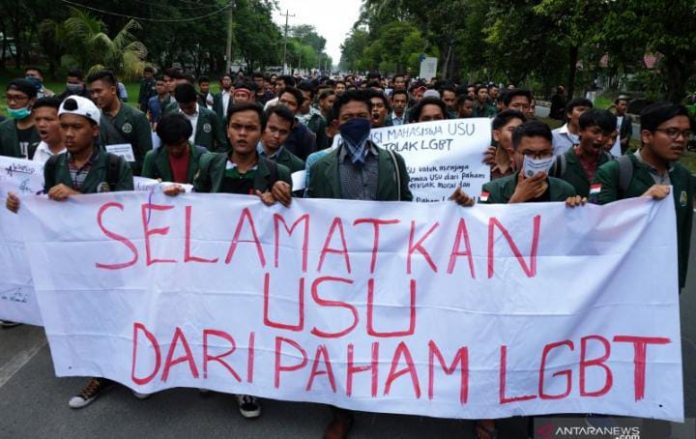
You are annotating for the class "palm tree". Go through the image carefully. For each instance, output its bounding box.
[42,7,148,81]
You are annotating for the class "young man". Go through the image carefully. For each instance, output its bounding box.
[25,67,54,98]
[392,73,407,91]
[593,103,693,290]
[258,105,305,173]
[30,97,65,164]
[614,96,634,154]
[389,89,409,126]
[551,109,615,197]
[232,81,256,105]
[142,113,207,183]
[456,94,475,118]
[307,89,412,439]
[481,120,577,204]
[213,74,234,122]
[501,88,533,115]
[368,89,392,128]
[552,97,593,156]
[409,97,446,123]
[147,75,172,128]
[88,70,152,176]
[472,85,496,118]
[440,85,458,117]
[277,87,317,161]
[489,110,526,180]
[252,72,274,105]
[5,96,134,386]
[56,68,90,101]
[297,81,328,142]
[197,76,214,110]
[0,79,40,158]
[318,89,336,121]
[138,66,156,112]
[174,83,227,152]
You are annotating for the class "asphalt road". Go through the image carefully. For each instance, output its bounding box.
[1,218,695,439]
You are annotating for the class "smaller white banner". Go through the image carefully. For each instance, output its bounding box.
[106,143,135,162]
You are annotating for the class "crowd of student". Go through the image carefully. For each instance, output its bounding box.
[0,66,693,439]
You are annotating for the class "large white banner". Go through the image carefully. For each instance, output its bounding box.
[0,157,45,325]
[19,192,682,421]
[333,119,491,202]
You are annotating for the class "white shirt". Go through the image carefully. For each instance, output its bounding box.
[264,97,279,111]
[180,104,199,144]
[610,115,624,157]
[222,90,231,115]
[32,141,65,165]
[551,123,579,156]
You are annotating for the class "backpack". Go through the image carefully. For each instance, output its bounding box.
[44,152,121,192]
[616,154,633,197]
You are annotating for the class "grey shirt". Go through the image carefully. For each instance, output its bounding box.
[635,150,672,185]
[338,141,379,200]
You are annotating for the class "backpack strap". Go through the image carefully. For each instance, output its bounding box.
[386,148,402,201]
[551,153,567,178]
[617,154,634,196]
[43,154,60,192]
[105,153,121,191]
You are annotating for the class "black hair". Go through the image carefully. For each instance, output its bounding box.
[579,109,617,133]
[277,75,296,87]
[640,102,691,133]
[512,120,553,149]
[234,81,257,92]
[334,80,346,87]
[297,81,316,98]
[251,72,264,80]
[331,89,373,121]
[319,89,335,100]
[7,78,38,99]
[279,86,305,108]
[475,85,488,94]
[87,70,117,86]
[367,80,383,90]
[614,96,629,105]
[227,102,264,127]
[367,71,381,81]
[263,105,295,131]
[165,67,184,80]
[492,110,526,130]
[33,96,62,111]
[67,68,83,80]
[456,94,474,107]
[155,74,165,82]
[564,97,593,116]
[440,85,456,96]
[409,96,447,123]
[502,88,532,107]
[391,89,409,100]
[182,73,195,84]
[174,83,198,104]
[156,113,193,145]
[25,66,44,77]
[368,89,392,113]
[144,66,155,74]
[198,75,210,84]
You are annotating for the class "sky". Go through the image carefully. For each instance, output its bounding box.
[272,0,363,66]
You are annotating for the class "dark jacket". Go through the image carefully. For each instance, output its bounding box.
[193,152,292,193]
[99,104,153,176]
[593,153,693,288]
[43,148,134,194]
[480,171,577,204]
[142,144,208,183]
[306,142,413,201]
[551,147,614,198]
[285,122,317,161]
[0,119,40,158]
[264,147,305,173]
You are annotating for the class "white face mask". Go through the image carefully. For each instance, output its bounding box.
[522,155,554,178]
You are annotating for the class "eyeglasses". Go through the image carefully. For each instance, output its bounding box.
[655,128,693,139]
[5,94,29,103]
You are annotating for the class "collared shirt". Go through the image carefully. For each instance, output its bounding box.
[390,112,405,126]
[635,149,673,185]
[180,104,199,143]
[552,123,579,156]
[257,142,283,160]
[338,141,379,200]
[67,149,99,191]
[33,141,65,166]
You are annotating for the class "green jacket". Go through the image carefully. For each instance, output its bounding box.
[264,146,305,173]
[157,102,227,152]
[593,153,694,288]
[480,171,577,204]
[99,104,152,176]
[193,152,292,193]
[552,147,613,197]
[43,148,134,194]
[142,144,207,183]
[0,119,40,158]
[306,143,413,201]
[472,102,497,118]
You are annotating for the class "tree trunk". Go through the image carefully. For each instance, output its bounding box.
[567,45,579,99]
[663,55,689,104]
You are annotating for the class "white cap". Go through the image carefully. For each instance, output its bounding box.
[58,95,101,126]
[423,89,441,99]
